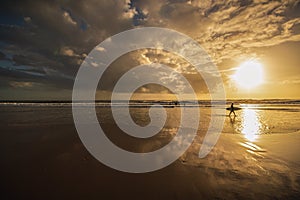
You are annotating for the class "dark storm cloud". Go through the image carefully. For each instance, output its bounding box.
[0,51,5,59]
[0,0,135,91]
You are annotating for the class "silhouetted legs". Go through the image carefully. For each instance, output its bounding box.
[229,110,236,117]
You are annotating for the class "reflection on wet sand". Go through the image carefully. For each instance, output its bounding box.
[240,108,261,142]
[229,108,265,142]
[230,108,266,157]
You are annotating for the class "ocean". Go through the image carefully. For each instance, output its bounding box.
[0,99,300,199]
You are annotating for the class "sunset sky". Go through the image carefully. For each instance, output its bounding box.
[0,0,300,100]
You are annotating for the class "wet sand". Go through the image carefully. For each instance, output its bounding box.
[1,104,300,199]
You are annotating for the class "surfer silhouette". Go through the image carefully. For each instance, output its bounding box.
[229,102,236,117]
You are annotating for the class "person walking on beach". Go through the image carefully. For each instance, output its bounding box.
[229,102,236,117]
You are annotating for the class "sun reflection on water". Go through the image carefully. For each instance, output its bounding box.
[240,108,261,142]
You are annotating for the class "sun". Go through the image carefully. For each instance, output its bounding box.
[232,60,264,89]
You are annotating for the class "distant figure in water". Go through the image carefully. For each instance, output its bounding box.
[229,102,236,117]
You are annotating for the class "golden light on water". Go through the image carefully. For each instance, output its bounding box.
[240,109,261,142]
[232,60,264,89]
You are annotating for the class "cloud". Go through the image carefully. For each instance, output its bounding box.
[0,51,6,59]
[95,46,106,52]
[0,0,135,74]
[1,0,300,99]
[23,16,31,23]
[280,79,300,85]
[62,11,77,26]
[60,46,77,57]
[9,81,34,88]
[133,0,300,65]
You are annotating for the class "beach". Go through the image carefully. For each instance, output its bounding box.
[1,101,300,199]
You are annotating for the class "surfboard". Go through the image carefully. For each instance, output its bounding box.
[226,107,242,111]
